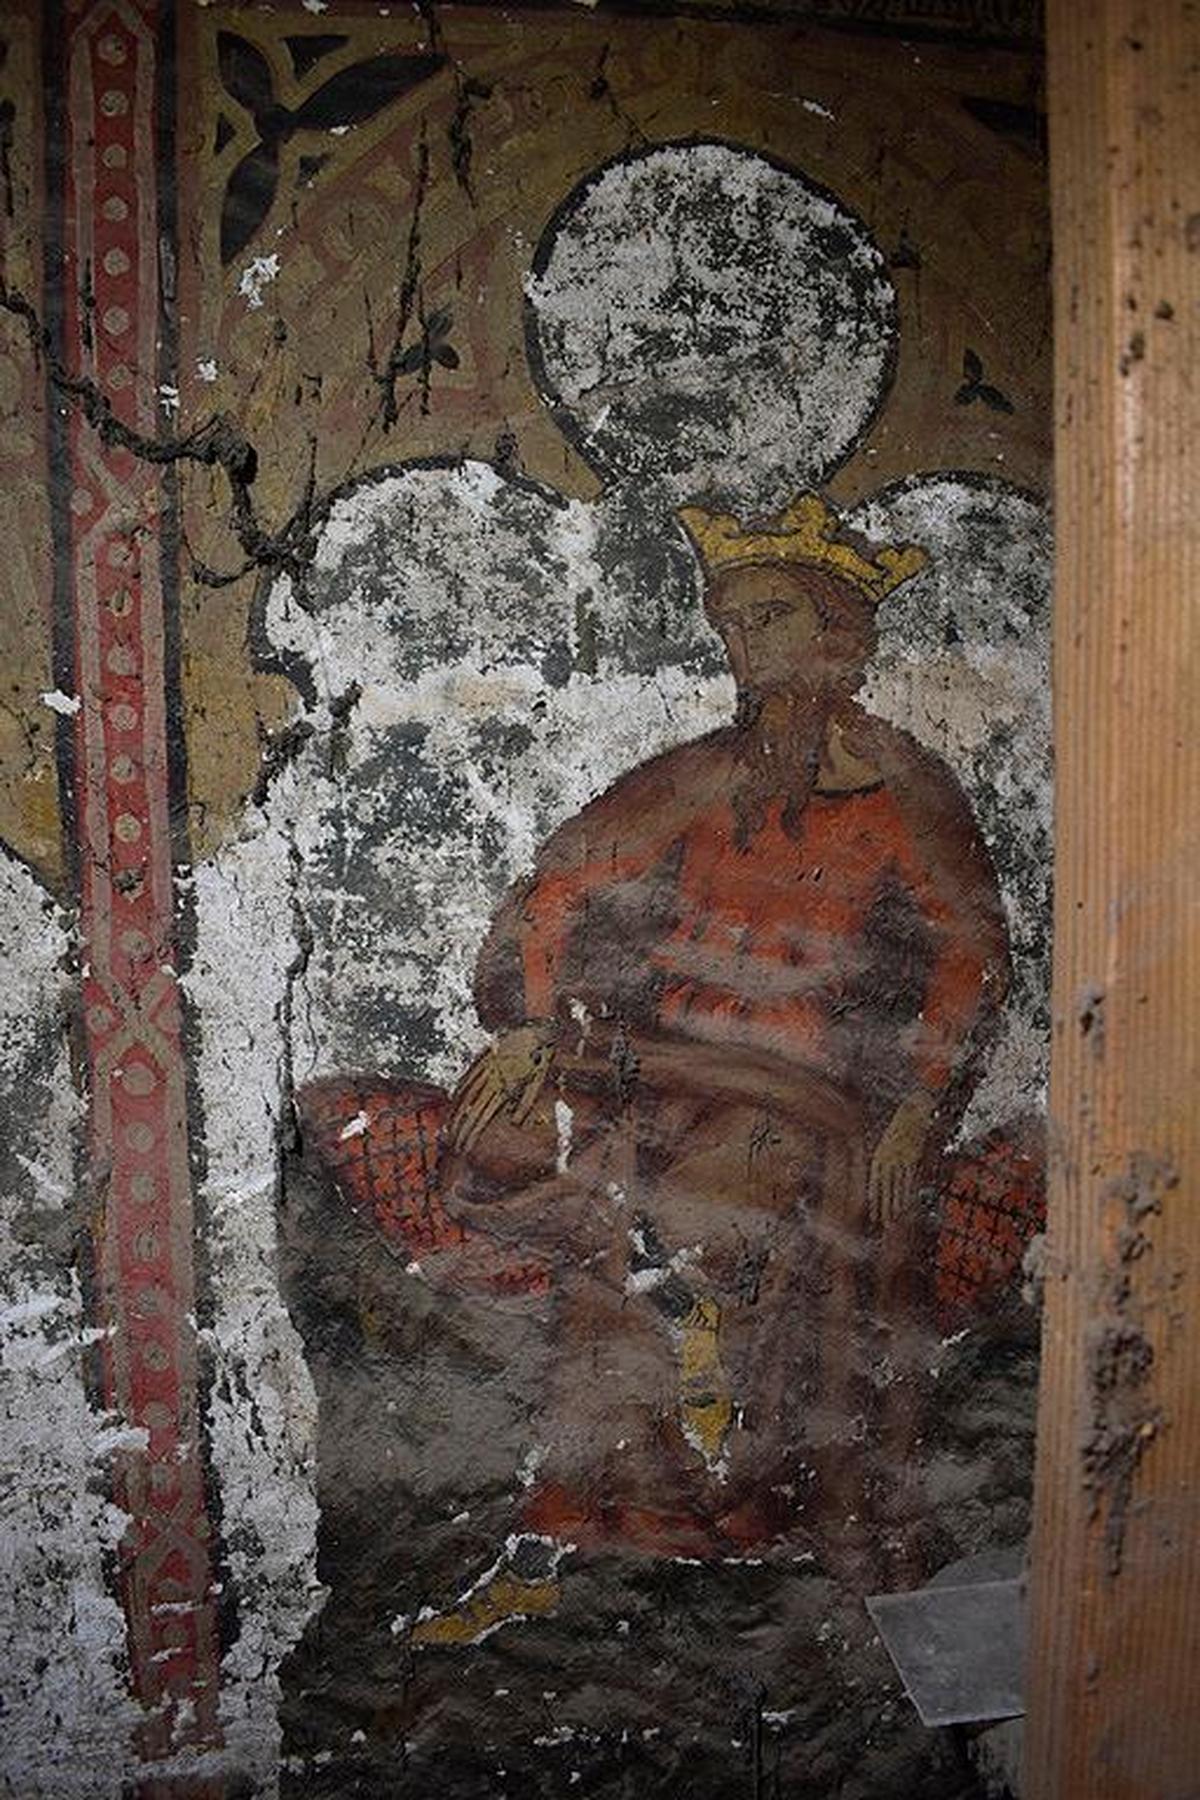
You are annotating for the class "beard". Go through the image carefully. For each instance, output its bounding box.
[730,683,832,850]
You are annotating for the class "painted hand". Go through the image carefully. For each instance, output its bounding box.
[867,1090,937,1226]
[443,1021,560,1154]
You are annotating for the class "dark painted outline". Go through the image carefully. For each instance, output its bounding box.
[153,0,232,1678]
[417,0,1043,53]
[157,1,189,875]
[852,465,1050,542]
[41,0,78,900]
[35,0,125,1680]
[522,135,901,504]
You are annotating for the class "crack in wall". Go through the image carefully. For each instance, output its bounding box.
[366,123,432,430]
[0,279,323,592]
[279,832,316,1153]
[449,72,494,202]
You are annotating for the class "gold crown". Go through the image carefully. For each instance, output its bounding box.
[678,495,928,604]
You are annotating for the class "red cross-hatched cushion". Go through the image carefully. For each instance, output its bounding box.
[295,1076,551,1300]
[935,1118,1046,1327]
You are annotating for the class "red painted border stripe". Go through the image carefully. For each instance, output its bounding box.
[58,0,221,1769]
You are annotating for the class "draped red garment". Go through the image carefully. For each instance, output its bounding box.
[297,715,1034,1562]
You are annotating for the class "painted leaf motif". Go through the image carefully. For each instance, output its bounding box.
[289,52,446,132]
[978,383,1015,415]
[217,31,276,125]
[221,139,280,267]
[284,33,350,80]
[961,94,1047,157]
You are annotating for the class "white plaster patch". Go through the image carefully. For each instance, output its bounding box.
[554,1098,574,1174]
[516,1444,547,1489]
[625,1236,700,1297]
[40,687,81,716]
[258,461,724,1091]
[186,823,323,1792]
[526,142,895,507]
[0,850,136,1798]
[852,475,1052,1138]
[238,253,280,310]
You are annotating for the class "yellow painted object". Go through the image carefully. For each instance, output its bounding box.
[409,1572,561,1650]
[678,1296,733,1468]
[678,494,927,600]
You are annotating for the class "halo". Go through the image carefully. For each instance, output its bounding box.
[525,139,897,509]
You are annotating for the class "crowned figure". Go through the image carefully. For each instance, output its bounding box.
[294,492,1011,1639]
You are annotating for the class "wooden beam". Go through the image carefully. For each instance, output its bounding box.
[1025,4,1200,1795]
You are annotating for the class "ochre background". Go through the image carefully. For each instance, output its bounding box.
[0,1,1049,880]
[0,8,58,881]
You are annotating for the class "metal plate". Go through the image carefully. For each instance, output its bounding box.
[865,1577,1025,1727]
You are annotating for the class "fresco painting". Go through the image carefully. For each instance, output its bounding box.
[0,3,1048,1795]
[304,492,1004,1570]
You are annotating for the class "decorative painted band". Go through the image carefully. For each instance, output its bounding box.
[52,0,221,1769]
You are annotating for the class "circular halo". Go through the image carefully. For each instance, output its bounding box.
[525,139,897,510]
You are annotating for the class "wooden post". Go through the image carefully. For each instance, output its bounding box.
[1025,4,1200,1796]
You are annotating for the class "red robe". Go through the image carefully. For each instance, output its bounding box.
[299,709,1034,1563]
[478,711,1007,1117]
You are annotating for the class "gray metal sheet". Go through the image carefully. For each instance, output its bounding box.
[865,1577,1025,1727]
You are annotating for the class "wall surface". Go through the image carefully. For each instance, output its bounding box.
[0,2,1049,1795]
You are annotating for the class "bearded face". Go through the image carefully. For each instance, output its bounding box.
[705,563,876,699]
[728,688,827,847]
[705,563,877,846]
